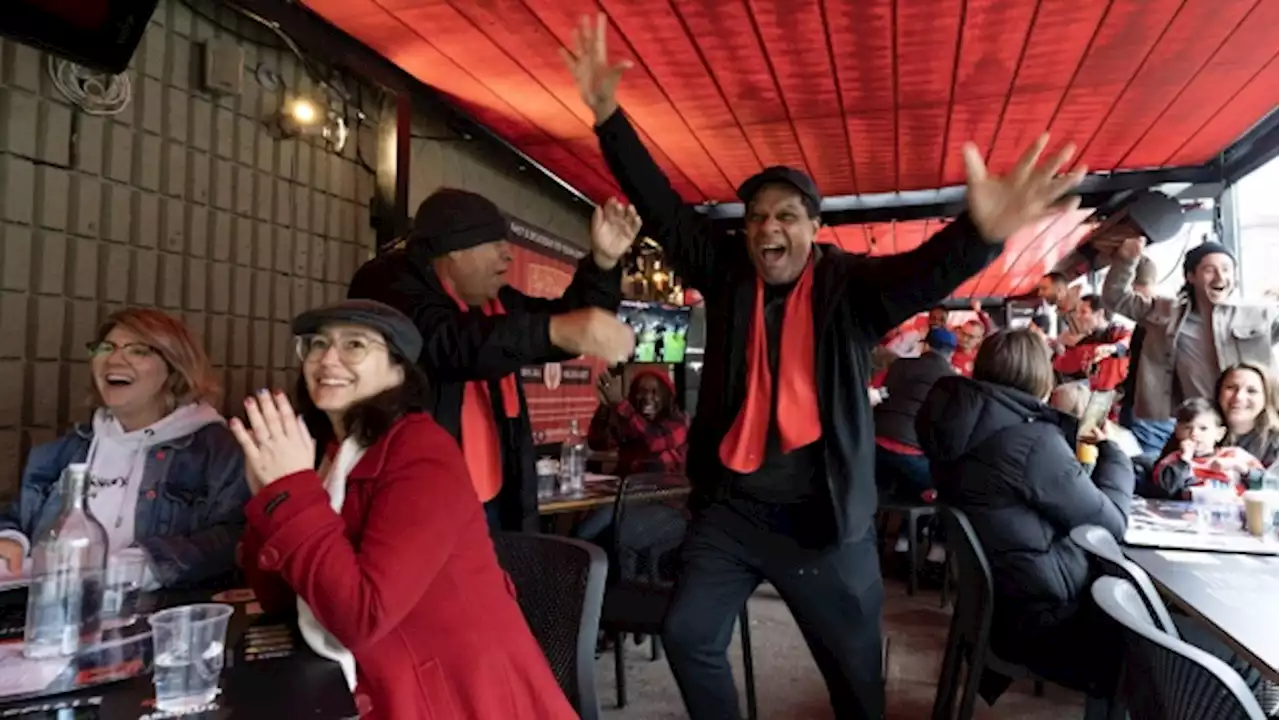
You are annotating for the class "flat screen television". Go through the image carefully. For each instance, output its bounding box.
[3,0,158,74]
[616,300,692,364]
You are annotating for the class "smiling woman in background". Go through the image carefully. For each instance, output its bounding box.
[233,299,574,720]
[0,308,248,588]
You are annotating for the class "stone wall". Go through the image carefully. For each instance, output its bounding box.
[0,0,590,498]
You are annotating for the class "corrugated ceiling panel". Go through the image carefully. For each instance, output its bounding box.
[938,0,1038,187]
[972,209,1092,297]
[519,0,726,200]
[1167,54,1280,166]
[672,0,808,174]
[304,0,382,21]
[1078,0,1260,169]
[304,0,1275,241]
[1046,0,1185,170]
[599,0,762,187]
[748,0,854,193]
[820,226,871,255]
[1123,0,1279,167]
[896,0,963,191]
[984,0,1110,175]
[395,6,591,142]
[827,0,894,194]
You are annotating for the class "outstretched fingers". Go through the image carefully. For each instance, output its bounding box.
[1011,133,1050,182]
[961,142,987,184]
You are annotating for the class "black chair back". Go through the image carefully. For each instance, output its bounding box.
[608,473,691,584]
[932,505,1000,720]
[1069,524,1179,636]
[1091,577,1267,720]
[492,532,607,720]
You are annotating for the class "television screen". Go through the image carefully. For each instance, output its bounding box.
[2,0,157,74]
[616,300,692,364]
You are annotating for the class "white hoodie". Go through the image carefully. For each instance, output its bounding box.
[0,404,226,565]
[83,402,226,554]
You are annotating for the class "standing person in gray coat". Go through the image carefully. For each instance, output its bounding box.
[1104,234,1278,434]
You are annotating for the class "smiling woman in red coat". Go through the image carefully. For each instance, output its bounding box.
[230,299,576,720]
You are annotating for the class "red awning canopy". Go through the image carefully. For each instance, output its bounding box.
[304,0,1275,298]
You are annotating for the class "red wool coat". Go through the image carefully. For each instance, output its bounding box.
[240,413,576,720]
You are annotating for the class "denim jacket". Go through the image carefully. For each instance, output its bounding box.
[0,422,249,588]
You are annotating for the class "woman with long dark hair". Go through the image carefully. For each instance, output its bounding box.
[1215,361,1279,469]
[231,300,574,719]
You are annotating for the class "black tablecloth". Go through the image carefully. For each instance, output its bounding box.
[0,589,357,719]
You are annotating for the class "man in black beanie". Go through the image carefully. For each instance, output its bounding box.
[348,188,642,531]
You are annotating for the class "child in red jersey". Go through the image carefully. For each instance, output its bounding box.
[1153,398,1263,498]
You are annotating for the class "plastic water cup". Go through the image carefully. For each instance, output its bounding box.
[147,604,234,712]
[102,552,146,626]
[1189,486,1243,529]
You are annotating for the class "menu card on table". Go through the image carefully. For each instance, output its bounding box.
[1124,498,1280,556]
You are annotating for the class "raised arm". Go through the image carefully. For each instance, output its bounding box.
[1102,240,1159,324]
[352,260,633,383]
[848,216,1003,338]
[564,14,720,290]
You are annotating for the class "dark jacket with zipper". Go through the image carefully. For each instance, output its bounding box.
[874,350,956,450]
[596,110,1002,547]
[915,376,1134,643]
[347,241,623,531]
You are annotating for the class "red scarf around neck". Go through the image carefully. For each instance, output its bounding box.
[718,259,823,473]
[441,280,520,502]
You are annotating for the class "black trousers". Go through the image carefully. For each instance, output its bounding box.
[662,501,885,720]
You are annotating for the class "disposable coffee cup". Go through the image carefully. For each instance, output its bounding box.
[1243,490,1279,537]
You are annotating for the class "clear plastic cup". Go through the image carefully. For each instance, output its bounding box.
[147,603,234,712]
[103,552,147,626]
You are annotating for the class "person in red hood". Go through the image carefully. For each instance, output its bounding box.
[588,367,689,477]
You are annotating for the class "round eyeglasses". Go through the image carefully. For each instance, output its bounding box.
[294,334,388,365]
[86,341,157,360]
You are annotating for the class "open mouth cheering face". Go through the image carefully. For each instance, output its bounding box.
[744,185,819,286]
[1189,253,1235,306]
[90,326,170,415]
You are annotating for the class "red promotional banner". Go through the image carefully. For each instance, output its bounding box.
[504,222,606,445]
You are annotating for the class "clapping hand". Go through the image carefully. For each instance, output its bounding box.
[962,135,1087,243]
[597,373,624,405]
[591,197,642,271]
[229,390,316,493]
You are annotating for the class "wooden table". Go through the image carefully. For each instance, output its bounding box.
[537,475,691,515]
[1125,547,1280,683]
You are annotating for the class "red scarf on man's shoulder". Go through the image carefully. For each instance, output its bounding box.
[441,281,520,502]
[718,258,823,473]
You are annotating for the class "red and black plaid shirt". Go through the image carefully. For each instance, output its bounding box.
[588,400,689,477]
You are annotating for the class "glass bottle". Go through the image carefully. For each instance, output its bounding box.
[560,420,587,495]
[24,463,108,659]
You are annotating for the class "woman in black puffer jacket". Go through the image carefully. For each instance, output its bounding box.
[916,328,1135,699]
